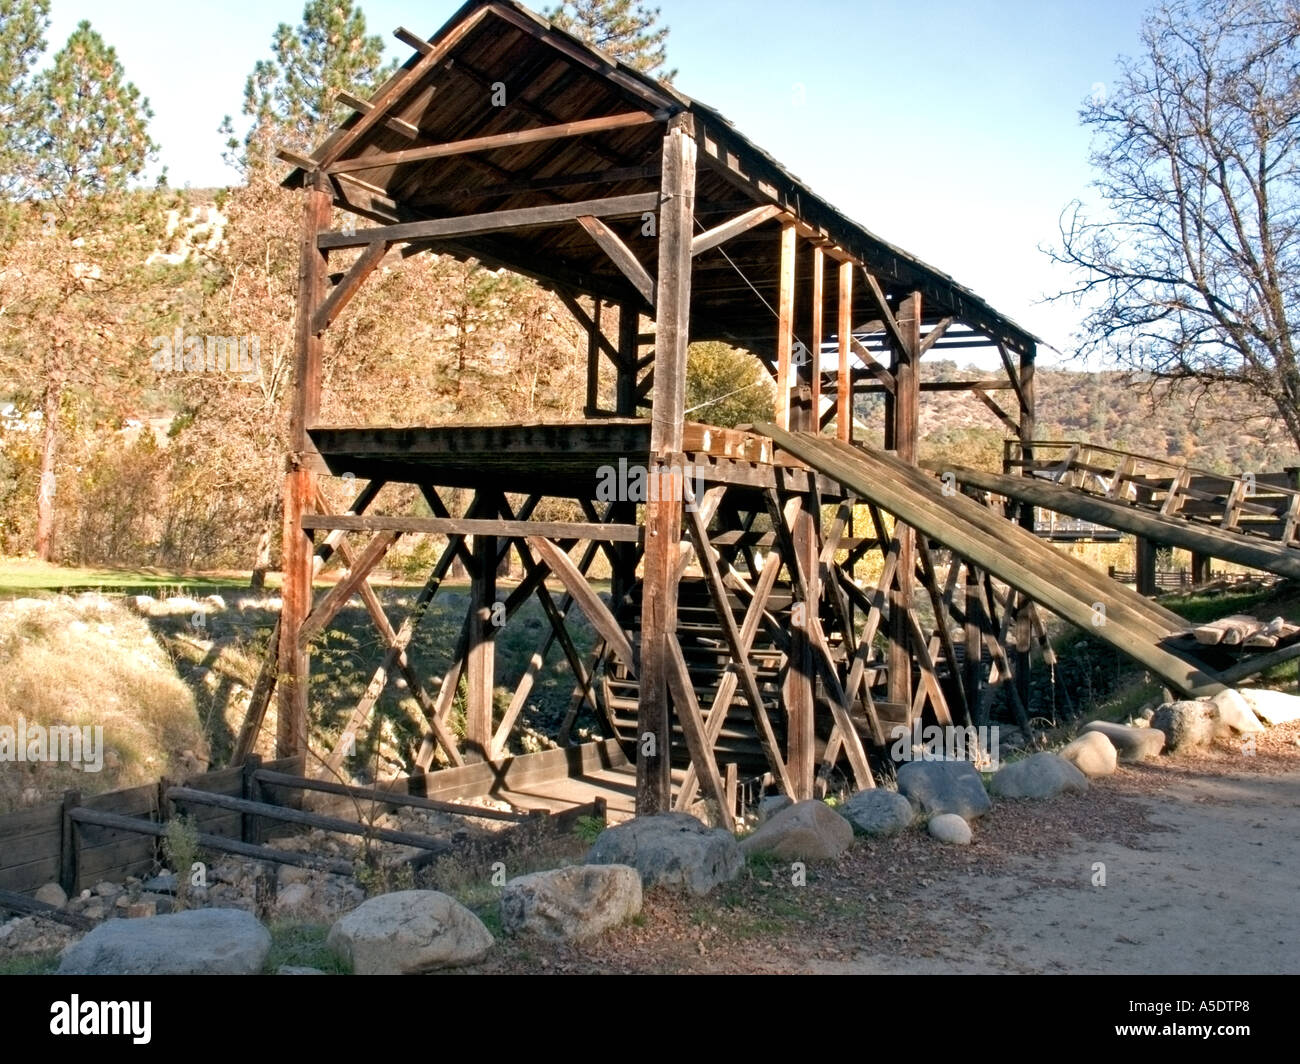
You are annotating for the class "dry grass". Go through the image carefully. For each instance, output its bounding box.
[0,593,204,811]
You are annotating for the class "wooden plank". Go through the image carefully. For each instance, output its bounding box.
[837,260,853,441]
[776,222,797,430]
[577,215,655,306]
[327,112,660,174]
[664,634,730,815]
[810,247,824,428]
[862,270,906,353]
[318,192,660,250]
[526,536,636,673]
[691,203,782,257]
[302,513,641,542]
[312,5,494,167]
[918,317,955,354]
[299,530,398,644]
[310,240,390,335]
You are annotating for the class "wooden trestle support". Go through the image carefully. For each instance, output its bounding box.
[232,6,1054,820]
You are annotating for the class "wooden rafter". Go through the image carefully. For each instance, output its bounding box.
[576,215,655,306]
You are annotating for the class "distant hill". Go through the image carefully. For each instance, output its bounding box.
[856,362,1298,476]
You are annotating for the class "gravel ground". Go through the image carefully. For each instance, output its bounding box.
[467,721,1300,974]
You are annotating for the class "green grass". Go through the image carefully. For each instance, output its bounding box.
[264,921,351,974]
[0,950,60,974]
[0,559,248,596]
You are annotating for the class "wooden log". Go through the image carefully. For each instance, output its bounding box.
[776,222,797,430]
[577,215,655,306]
[301,514,641,542]
[837,260,853,441]
[253,770,529,823]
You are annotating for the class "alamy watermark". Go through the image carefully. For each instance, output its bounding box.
[595,458,707,511]
[0,716,103,772]
[150,326,260,381]
[889,719,1000,770]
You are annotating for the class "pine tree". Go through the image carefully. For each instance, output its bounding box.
[0,0,49,193]
[19,21,158,560]
[229,0,395,172]
[545,0,674,80]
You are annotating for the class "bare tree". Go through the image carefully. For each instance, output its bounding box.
[1049,0,1300,449]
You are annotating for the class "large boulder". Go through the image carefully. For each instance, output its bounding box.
[1060,731,1118,777]
[58,907,270,975]
[989,752,1089,798]
[927,813,972,845]
[1150,701,1216,752]
[839,789,916,837]
[326,890,492,975]
[1081,720,1166,761]
[739,800,853,860]
[587,812,742,896]
[1239,687,1300,726]
[1210,689,1266,736]
[500,864,641,942]
[896,759,991,821]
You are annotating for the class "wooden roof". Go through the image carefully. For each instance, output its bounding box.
[284,0,1038,359]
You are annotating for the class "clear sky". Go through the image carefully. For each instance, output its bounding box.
[40,0,1152,365]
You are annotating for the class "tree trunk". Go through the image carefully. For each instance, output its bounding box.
[35,377,61,562]
[250,527,272,591]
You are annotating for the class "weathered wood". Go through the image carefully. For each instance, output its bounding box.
[664,634,731,815]
[311,240,390,335]
[776,222,797,430]
[810,246,824,428]
[691,203,783,257]
[465,522,497,761]
[253,770,529,823]
[837,260,853,441]
[318,193,660,250]
[577,215,655,306]
[301,513,641,542]
[328,112,661,174]
[526,535,636,672]
[299,530,398,644]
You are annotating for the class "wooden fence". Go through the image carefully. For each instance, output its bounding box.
[0,739,622,899]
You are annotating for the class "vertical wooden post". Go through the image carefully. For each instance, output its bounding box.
[837,260,853,442]
[775,222,797,430]
[616,304,639,416]
[467,510,497,761]
[585,299,602,415]
[638,117,696,814]
[240,754,262,844]
[886,291,920,719]
[964,564,984,720]
[784,485,819,799]
[278,172,331,758]
[1135,536,1158,596]
[1015,344,1036,710]
[1190,551,1210,586]
[59,789,80,897]
[809,246,824,429]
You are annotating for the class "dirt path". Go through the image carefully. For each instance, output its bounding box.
[815,767,1300,974]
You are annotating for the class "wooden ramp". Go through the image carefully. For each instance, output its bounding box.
[929,462,1300,582]
[758,426,1228,698]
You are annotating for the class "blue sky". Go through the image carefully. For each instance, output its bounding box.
[41,0,1152,364]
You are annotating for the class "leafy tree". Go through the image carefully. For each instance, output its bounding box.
[684,342,774,428]
[0,0,48,193]
[227,0,395,172]
[1050,0,1300,449]
[10,21,159,560]
[545,0,675,80]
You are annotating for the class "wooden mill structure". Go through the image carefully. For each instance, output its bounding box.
[240,0,1060,817]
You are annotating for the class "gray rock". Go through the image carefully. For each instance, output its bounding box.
[277,965,325,975]
[1060,731,1118,777]
[738,800,854,860]
[57,908,271,975]
[928,813,972,845]
[989,752,1089,798]
[1081,720,1166,761]
[587,812,743,896]
[896,759,991,821]
[1239,687,1300,725]
[33,882,67,908]
[839,789,917,836]
[1210,689,1266,736]
[275,882,314,913]
[1151,700,1217,752]
[755,794,793,822]
[141,873,177,895]
[500,864,642,942]
[326,890,492,975]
